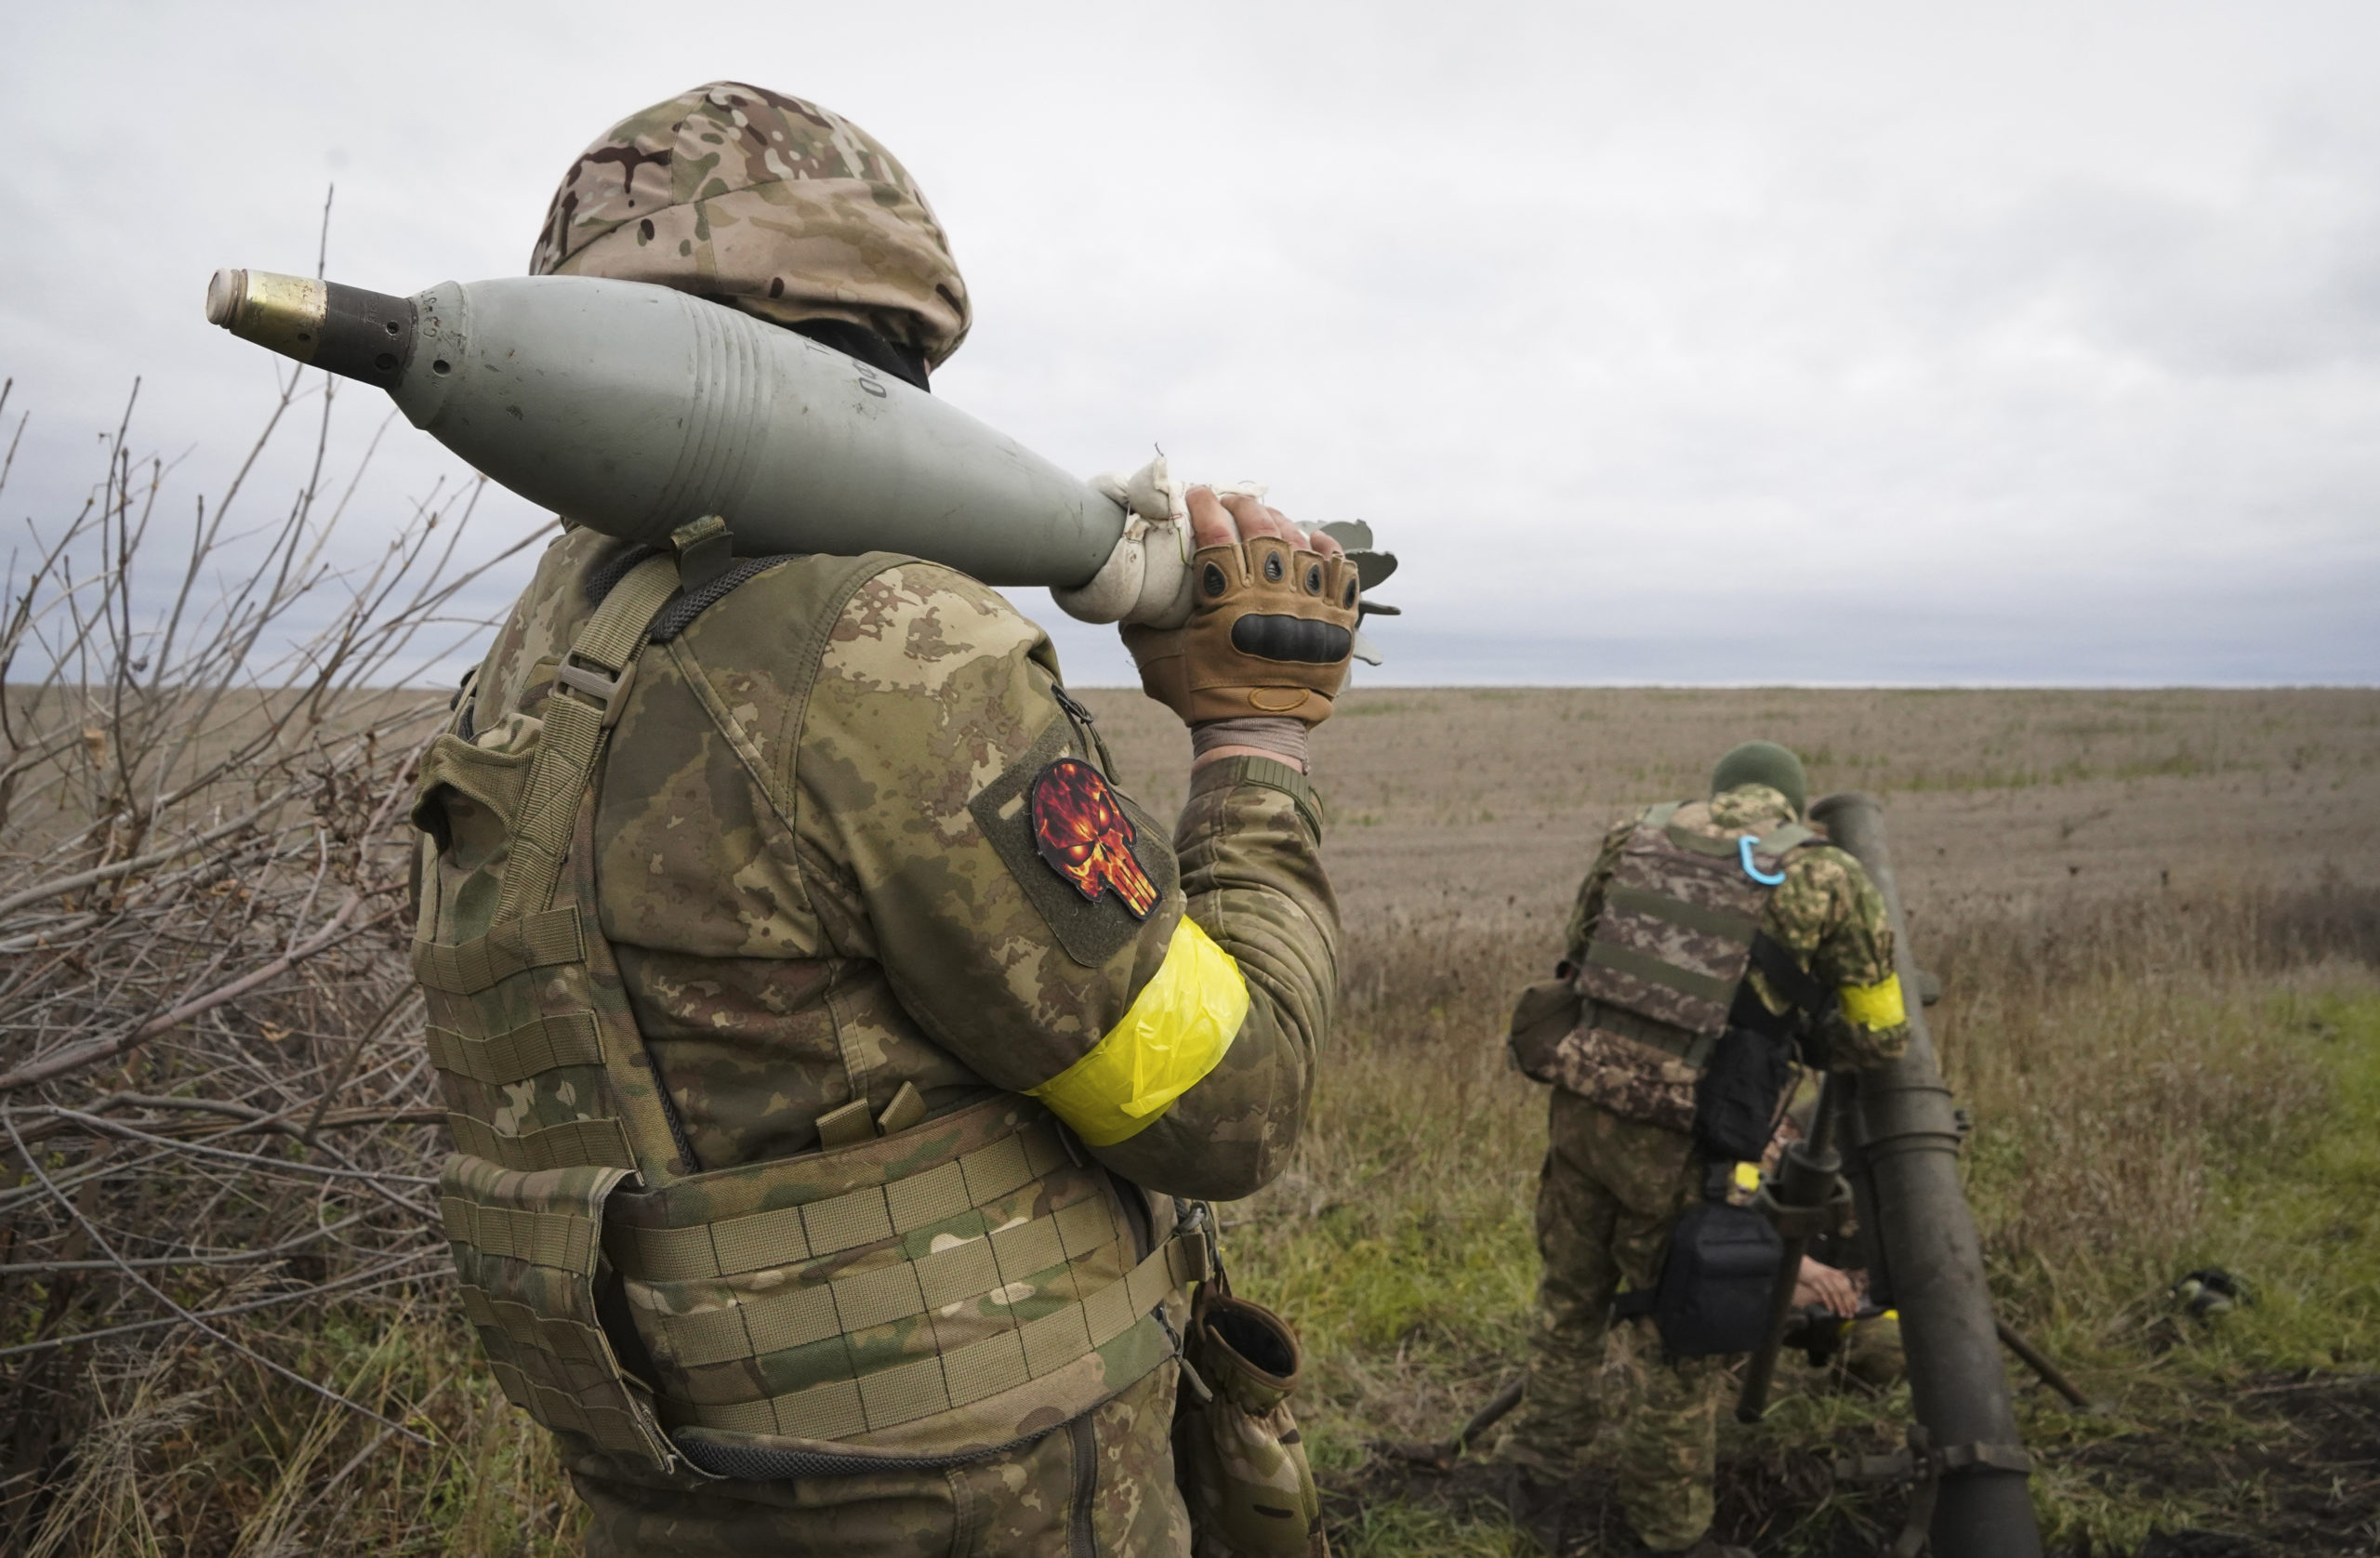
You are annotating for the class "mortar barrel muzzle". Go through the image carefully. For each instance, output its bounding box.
[205,268,417,390]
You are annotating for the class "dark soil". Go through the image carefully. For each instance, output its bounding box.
[2089,1373,2380,1558]
[1328,1372,2380,1557]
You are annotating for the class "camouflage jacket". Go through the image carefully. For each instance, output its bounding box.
[1561,784,1909,1072]
[458,527,1337,1200]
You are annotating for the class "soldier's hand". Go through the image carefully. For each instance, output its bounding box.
[1793,1256,1860,1318]
[1121,486,1358,739]
[1187,488,1344,560]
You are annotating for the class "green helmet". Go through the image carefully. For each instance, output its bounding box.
[1711,740,1807,818]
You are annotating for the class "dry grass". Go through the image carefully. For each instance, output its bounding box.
[1075,683,2380,943]
[1931,887,2375,1308]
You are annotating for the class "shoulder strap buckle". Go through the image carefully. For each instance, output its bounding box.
[554,655,639,729]
[668,515,734,592]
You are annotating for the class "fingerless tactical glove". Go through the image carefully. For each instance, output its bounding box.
[1121,536,1360,727]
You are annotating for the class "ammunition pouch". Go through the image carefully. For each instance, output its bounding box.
[1174,1285,1327,1558]
[608,1097,1206,1473]
[1613,1201,1783,1359]
[1504,978,1582,1081]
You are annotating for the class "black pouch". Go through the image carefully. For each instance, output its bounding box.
[1618,1201,1782,1357]
[1691,1025,1794,1164]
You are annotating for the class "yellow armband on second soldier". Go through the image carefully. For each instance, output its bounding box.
[1029,918,1250,1146]
[1838,973,1907,1030]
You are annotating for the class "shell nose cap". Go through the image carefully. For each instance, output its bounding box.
[205,268,245,326]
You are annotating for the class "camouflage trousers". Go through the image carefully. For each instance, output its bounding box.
[565,1367,1191,1557]
[1500,1089,1724,1552]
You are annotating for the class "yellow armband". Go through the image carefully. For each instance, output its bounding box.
[1028,918,1250,1146]
[1838,973,1907,1030]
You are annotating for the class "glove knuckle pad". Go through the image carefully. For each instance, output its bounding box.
[1228,614,1354,665]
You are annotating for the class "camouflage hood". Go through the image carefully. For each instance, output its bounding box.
[529,82,971,371]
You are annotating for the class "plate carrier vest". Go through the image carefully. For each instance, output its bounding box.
[1573,799,1819,1071]
[408,545,1207,1480]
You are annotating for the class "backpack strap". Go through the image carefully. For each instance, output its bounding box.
[492,552,681,924]
[1746,931,1830,1017]
[1730,931,1834,1063]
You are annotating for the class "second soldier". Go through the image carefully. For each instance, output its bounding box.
[1498,741,1911,1558]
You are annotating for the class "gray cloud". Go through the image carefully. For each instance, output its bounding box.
[3,0,2374,687]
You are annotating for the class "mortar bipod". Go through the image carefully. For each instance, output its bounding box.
[1737,1072,1846,1423]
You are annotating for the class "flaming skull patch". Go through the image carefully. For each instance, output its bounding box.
[1031,759,1157,918]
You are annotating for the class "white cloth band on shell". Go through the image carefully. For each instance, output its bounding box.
[1052,455,1266,629]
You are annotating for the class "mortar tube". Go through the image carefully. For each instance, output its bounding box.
[1809,792,2043,1558]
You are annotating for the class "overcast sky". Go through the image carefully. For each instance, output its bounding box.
[5,1,2376,685]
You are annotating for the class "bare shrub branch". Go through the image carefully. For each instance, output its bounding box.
[0,341,549,1551]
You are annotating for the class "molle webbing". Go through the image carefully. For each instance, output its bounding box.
[1604,883,1760,943]
[1583,939,1737,1008]
[644,1224,1200,1444]
[642,1195,1123,1369]
[440,1159,671,1464]
[425,1012,603,1086]
[1574,801,1809,1040]
[443,1193,603,1271]
[602,1099,1209,1446]
[447,1113,636,1173]
[411,907,586,994]
[610,1113,1080,1283]
[1583,1000,1722,1070]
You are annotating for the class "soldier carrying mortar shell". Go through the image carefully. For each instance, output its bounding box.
[207,81,1394,1557]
